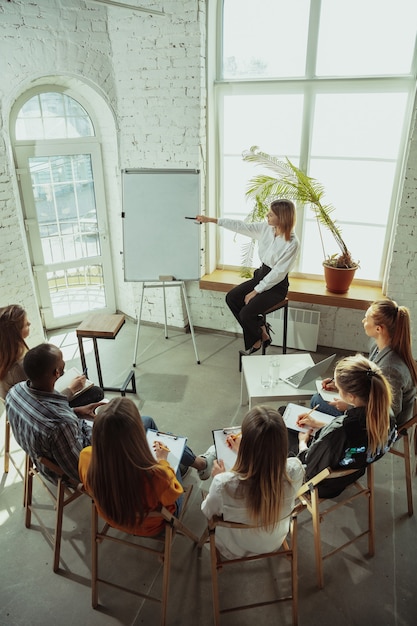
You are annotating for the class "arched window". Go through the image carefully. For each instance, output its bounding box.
[11,88,115,329]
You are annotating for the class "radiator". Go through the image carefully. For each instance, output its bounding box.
[267,307,320,352]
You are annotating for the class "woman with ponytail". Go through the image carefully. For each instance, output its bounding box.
[297,354,397,498]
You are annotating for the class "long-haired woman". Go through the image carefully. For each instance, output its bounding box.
[297,354,397,498]
[0,303,103,406]
[79,397,183,535]
[196,199,299,356]
[201,406,304,560]
[312,298,417,426]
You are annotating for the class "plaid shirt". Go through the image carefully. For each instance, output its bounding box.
[6,381,92,483]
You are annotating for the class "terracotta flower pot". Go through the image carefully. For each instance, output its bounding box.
[323,264,357,294]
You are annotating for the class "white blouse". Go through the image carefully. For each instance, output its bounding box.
[201,457,304,559]
[217,218,299,293]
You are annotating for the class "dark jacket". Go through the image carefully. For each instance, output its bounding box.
[299,406,397,497]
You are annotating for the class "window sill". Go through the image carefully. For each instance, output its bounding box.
[199,270,383,310]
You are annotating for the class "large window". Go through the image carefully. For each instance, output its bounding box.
[215,0,417,282]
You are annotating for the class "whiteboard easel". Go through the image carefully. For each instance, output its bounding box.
[133,281,200,366]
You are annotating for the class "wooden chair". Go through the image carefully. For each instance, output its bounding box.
[200,512,298,626]
[388,400,417,516]
[24,455,85,572]
[239,297,288,372]
[1,397,24,480]
[297,465,375,589]
[91,484,198,626]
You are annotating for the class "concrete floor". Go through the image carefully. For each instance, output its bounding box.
[1,319,416,626]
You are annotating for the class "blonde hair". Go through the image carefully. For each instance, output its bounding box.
[334,355,392,456]
[369,299,417,384]
[270,199,296,241]
[232,406,290,528]
[87,398,165,529]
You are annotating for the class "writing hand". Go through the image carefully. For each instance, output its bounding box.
[296,413,318,429]
[226,433,241,452]
[322,377,336,391]
[212,459,226,477]
[69,374,86,394]
[153,441,170,461]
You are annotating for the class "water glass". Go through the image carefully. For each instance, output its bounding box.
[269,358,280,385]
[261,370,272,388]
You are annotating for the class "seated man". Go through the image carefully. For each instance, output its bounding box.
[6,343,215,484]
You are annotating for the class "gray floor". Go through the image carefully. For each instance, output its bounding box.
[1,320,416,626]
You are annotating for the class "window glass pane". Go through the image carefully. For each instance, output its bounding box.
[223,94,304,155]
[47,265,106,318]
[29,155,100,264]
[16,92,94,139]
[311,93,408,159]
[223,0,310,79]
[317,0,417,76]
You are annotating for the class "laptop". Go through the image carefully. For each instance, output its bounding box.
[281,354,336,388]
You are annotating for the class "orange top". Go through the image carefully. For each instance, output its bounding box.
[79,446,183,536]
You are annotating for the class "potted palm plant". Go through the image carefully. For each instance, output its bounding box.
[242,146,359,294]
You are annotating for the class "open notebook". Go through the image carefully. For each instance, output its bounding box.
[55,367,95,397]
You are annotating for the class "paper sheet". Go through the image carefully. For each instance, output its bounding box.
[212,427,241,471]
[282,403,335,433]
[146,429,187,473]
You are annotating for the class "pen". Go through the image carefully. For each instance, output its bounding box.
[83,367,88,376]
[155,442,170,452]
[184,216,197,220]
[305,404,320,418]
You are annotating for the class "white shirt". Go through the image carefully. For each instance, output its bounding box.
[217,218,299,293]
[201,457,304,559]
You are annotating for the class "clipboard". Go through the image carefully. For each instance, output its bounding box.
[282,403,335,434]
[212,427,241,471]
[146,429,187,473]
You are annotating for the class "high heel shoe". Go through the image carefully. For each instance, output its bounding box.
[262,322,274,350]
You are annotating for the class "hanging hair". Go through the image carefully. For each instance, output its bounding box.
[369,299,417,384]
[0,305,29,380]
[334,355,392,456]
[231,405,291,528]
[86,397,164,529]
[270,199,296,241]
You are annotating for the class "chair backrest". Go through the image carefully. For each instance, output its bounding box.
[206,507,299,626]
[297,464,374,589]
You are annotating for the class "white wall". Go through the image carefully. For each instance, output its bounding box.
[0,0,416,354]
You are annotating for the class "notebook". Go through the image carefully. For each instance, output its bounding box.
[281,354,336,388]
[282,403,335,433]
[315,379,340,402]
[212,427,241,471]
[146,429,187,473]
[55,367,95,397]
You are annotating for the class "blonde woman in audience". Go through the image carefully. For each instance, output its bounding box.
[79,397,184,535]
[201,406,304,560]
[312,298,417,426]
[297,354,397,498]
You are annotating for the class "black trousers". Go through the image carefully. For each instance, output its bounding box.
[225,265,289,350]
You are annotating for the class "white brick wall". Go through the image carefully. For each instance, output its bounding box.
[0,0,416,354]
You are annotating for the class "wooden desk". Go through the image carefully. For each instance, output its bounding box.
[76,313,136,396]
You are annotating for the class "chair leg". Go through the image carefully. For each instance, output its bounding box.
[161,524,173,626]
[403,434,413,516]
[53,479,65,572]
[367,464,375,556]
[282,302,288,354]
[24,456,33,528]
[209,530,221,626]
[4,417,10,473]
[290,516,298,626]
[311,490,324,589]
[92,503,99,608]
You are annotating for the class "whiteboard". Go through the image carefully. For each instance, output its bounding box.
[122,169,201,281]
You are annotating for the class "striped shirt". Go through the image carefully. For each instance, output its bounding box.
[6,381,92,483]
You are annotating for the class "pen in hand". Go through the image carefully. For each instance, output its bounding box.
[297,404,320,428]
